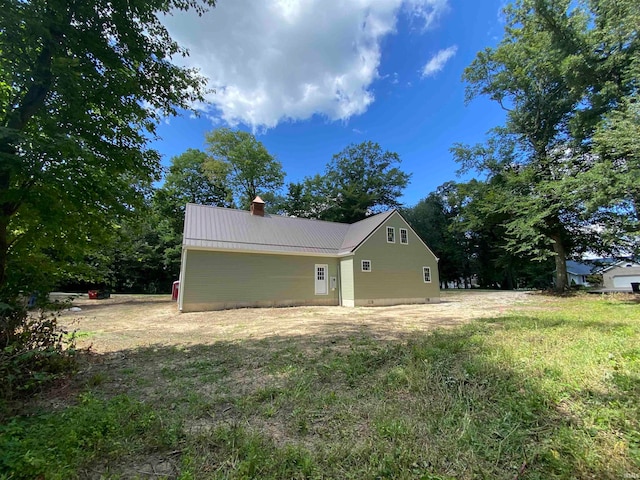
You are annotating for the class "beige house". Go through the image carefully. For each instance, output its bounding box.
[602,260,640,291]
[178,198,440,312]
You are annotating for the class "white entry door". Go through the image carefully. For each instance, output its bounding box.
[315,264,328,295]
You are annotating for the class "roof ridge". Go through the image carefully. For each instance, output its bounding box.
[187,203,249,214]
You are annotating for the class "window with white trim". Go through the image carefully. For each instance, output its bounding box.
[423,266,431,283]
[361,260,372,272]
[400,228,408,244]
[387,226,395,243]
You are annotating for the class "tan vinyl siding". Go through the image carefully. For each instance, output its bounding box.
[181,249,339,312]
[340,257,355,306]
[353,211,439,305]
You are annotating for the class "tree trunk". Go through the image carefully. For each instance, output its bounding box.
[551,233,568,292]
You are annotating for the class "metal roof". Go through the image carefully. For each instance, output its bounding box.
[183,204,394,255]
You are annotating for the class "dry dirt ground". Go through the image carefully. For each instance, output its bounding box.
[59,290,535,353]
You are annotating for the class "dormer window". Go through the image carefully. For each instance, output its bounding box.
[387,227,395,243]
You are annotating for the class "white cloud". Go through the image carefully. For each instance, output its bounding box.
[421,45,457,77]
[403,0,449,30]
[162,0,449,130]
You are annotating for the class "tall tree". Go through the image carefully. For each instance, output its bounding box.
[161,149,232,207]
[153,149,232,279]
[456,178,555,289]
[155,149,232,235]
[457,0,595,290]
[0,0,215,298]
[576,0,640,254]
[302,141,411,224]
[204,128,285,209]
[589,101,640,254]
[277,176,333,219]
[458,0,640,290]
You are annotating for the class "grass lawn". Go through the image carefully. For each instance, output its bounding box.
[1,292,639,479]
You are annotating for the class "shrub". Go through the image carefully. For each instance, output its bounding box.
[0,301,77,402]
[586,273,603,287]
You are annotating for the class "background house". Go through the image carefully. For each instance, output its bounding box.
[566,260,596,286]
[178,198,440,312]
[602,260,640,291]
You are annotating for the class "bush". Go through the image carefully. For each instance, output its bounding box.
[586,273,603,287]
[0,302,77,402]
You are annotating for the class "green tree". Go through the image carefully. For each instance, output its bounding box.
[589,101,640,254]
[277,177,330,219]
[541,0,640,256]
[307,141,411,224]
[455,179,555,289]
[457,0,608,290]
[107,211,175,293]
[0,0,215,298]
[278,182,312,218]
[403,183,472,288]
[155,149,232,243]
[204,128,285,209]
[161,149,232,208]
[153,149,232,279]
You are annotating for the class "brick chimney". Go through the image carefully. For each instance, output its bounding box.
[250,196,265,216]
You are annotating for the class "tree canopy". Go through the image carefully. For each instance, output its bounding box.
[280,141,410,224]
[453,0,639,290]
[204,128,285,209]
[0,0,216,298]
[402,183,472,288]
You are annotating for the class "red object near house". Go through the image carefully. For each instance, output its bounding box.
[88,290,98,299]
[172,281,180,301]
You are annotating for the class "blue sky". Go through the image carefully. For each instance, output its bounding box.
[153,0,508,207]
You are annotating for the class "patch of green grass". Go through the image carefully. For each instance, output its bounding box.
[179,424,318,479]
[85,371,108,387]
[0,394,180,479]
[4,293,640,479]
[64,330,94,341]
